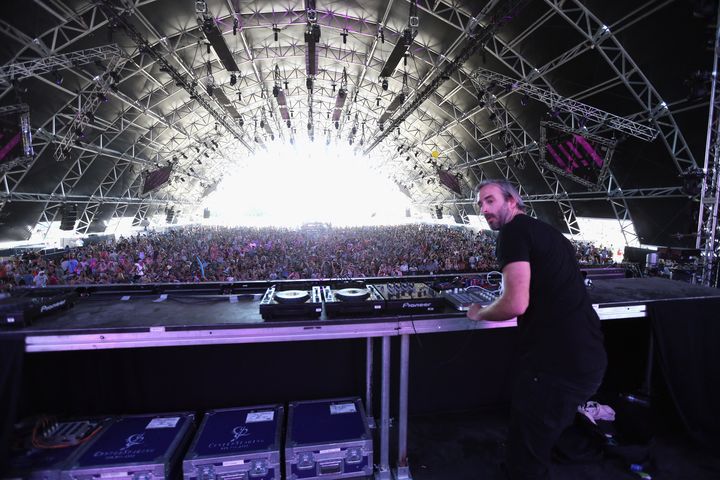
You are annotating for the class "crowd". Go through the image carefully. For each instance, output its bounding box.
[0,224,615,288]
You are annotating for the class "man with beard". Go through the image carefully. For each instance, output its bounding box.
[467,179,606,480]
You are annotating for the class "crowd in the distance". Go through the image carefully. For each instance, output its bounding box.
[0,224,616,288]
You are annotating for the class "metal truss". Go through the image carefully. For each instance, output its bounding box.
[0,44,122,86]
[695,6,720,287]
[0,190,190,206]
[96,1,254,153]
[544,0,697,173]
[54,54,126,162]
[418,185,685,207]
[363,0,531,154]
[470,67,658,141]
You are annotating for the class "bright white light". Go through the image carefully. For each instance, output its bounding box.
[203,139,411,226]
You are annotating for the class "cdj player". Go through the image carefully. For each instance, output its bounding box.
[322,281,385,318]
[259,285,323,320]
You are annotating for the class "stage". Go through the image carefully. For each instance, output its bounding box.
[1,276,719,478]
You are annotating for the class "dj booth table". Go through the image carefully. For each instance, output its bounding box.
[3,277,720,479]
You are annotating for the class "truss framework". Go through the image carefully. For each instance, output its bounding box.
[695,5,720,287]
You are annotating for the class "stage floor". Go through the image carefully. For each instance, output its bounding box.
[2,277,719,336]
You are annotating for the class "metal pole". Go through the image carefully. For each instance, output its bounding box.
[366,337,375,428]
[395,333,413,479]
[696,3,720,287]
[376,336,392,480]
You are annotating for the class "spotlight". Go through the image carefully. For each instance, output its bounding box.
[229,73,237,86]
[381,78,389,90]
[239,117,244,127]
[52,69,63,85]
[307,122,312,131]
[286,120,291,127]
[260,120,265,128]
[233,18,238,35]
[335,121,339,129]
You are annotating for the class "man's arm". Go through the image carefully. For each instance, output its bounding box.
[467,261,530,321]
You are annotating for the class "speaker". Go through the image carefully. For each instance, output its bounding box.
[59,204,77,231]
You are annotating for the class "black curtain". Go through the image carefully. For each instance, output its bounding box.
[649,298,720,450]
[0,333,25,468]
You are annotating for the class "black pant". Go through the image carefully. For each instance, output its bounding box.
[506,368,604,480]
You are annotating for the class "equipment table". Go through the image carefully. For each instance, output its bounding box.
[3,277,719,480]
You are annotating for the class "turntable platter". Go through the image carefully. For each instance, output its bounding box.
[335,287,371,301]
[274,290,310,304]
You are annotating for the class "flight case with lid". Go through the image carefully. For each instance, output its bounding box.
[285,397,373,479]
[60,412,195,480]
[183,404,284,480]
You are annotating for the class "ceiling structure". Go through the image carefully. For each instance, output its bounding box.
[0,0,716,248]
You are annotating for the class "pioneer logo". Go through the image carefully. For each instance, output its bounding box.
[40,299,66,313]
[402,302,432,308]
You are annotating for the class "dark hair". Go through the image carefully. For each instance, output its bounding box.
[475,179,527,212]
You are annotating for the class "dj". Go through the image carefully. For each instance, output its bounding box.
[467,179,607,480]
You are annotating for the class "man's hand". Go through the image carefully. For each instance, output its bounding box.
[467,303,484,321]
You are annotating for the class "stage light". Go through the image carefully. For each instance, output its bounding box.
[306,78,313,90]
[52,69,63,85]
[381,78,389,90]
[286,120,291,127]
[233,18,238,35]
[229,73,237,86]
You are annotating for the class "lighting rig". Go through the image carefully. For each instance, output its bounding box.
[365,0,531,154]
[0,44,122,87]
[97,1,252,152]
[331,68,348,128]
[379,1,418,88]
[196,0,239,72]
[471,67,658,141]
[304,0,320,91]
[274,65,292,128]
[379,71,409,127]
[54,54,125,162]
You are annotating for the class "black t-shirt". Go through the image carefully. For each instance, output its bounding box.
[497,214,607,379]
